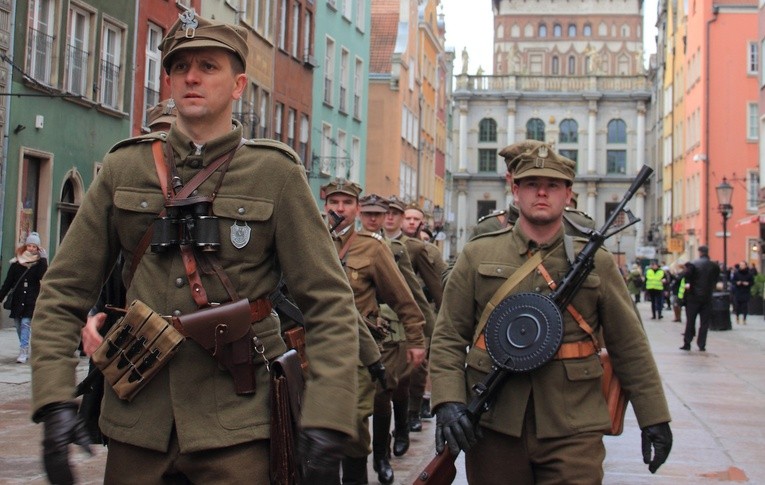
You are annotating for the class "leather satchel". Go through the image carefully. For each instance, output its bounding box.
[600,348,628,436]
[269,349,305,485]
[174,299,257,395]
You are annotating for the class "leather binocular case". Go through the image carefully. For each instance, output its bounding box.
[92,300,185,401]
[173,299,258,395]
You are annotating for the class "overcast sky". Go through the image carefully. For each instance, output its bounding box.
[439,0,659,75]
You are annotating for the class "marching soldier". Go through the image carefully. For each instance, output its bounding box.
[30,12,359,483]
[430,141,672,483]
[322,180,426,485]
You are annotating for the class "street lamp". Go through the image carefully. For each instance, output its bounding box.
[432,205,445,241]
[716,177,733,290]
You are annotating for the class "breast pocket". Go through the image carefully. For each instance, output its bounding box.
[345,255,371,296]
[476,263,517,306]
[213,195,274,264]
[113,189,166,251]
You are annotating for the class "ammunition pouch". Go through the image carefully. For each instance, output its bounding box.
[378,304,405,343]
[362,313,391,341]
[92,300,185,401]
[173,298,260,395]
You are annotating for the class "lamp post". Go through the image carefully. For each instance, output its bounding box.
[716,177,733,290]
[432,205,445,242]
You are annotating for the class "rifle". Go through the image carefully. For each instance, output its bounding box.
[413,165,653,485]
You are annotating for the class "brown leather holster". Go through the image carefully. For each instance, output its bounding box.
[172,299,258,395]
[270,349,305,485]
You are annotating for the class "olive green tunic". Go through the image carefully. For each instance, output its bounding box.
[31,123,360,452]
[430,225,671,439]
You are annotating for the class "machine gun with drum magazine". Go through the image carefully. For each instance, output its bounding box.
[413,165,653,485]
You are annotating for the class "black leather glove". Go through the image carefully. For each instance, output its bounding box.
[40,402,92,485]
[298,427,347,484]
[367,360,386,384]
[641,422,672,473]
[435,402,479,456]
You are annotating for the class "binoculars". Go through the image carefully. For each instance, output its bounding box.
[151,196,220,253]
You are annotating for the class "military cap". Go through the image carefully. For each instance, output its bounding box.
[146,99,177,128]
[160,10,249,71]
[507,141,576,183]
[321,178,362,199]
[359,194,389,213]
[405,201,424,214]
[499,140,546,171]
[387,195,406,213]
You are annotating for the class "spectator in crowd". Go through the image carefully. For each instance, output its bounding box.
[731,261,754,325]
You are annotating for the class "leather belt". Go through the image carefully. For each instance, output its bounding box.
[554,340,598,360]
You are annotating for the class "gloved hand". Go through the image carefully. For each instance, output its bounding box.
[435,402,479,456]
[367,360,386,384]
[298,427,347,484]
[40,402,92,485]
[641,422,672,473]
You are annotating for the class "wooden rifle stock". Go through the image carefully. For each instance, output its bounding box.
[412,448,457,485]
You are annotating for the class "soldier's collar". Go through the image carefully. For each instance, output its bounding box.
[166,120,243,165]
[511,225,565,255]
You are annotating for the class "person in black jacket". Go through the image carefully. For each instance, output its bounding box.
[680,246,720,351]
[731,261,754,324]
[0,232,48,363]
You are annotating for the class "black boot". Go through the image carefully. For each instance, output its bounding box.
[372,413,394,485]
[420,397,433,419]
[341,456,368,485]
[392,400,410,457]
[408,410,422,432]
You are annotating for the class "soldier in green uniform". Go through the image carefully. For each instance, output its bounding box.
[358,194,437,482]
[429,141,673,484]
[383,198,447,435]
[30,12,359,484]
[322,181,426,485]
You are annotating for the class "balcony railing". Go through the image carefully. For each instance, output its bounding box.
[99,58,121,108]
[26,27,54,84]
[454,73,649,93]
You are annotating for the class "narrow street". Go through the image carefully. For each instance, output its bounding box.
[2,298,764,484]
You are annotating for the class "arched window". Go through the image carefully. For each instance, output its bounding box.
[539,24,547,37]
[568,56,576,74]
[552,56,559,75]
[583,24,592,36]
[559,119,578,143]
[58,173,83,243]
[479,118,497,142]
[606,119,627,174]
[526,118,545,141]
[568,24,577,37]
[553,24,562,37]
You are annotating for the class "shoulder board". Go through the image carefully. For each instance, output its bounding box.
[564,207,594,221]
[109,132,166,153]
[358,230,384,242]
[245,138,301,164]
[471,225,513,241]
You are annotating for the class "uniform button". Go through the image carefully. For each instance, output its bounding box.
[535,286,541,292]
[496,268,502,274]
[189,159,200,168]
[237,207,245,215]
[191,189,199,196]
[140,201,148,208]
[172,310,182,317]
[175,277,185,288]
[584,370,589,375]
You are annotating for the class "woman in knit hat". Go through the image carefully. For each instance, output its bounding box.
[0,232,48,363]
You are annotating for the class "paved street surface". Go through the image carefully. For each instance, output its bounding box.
[2,299,765,484]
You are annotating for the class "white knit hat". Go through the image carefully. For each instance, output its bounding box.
[25,232,41,247]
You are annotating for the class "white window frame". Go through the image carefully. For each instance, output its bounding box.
[99,20,125,110]
[27,0,56,85]
[274,102,283,139]
[291,4,300,58]
[748,41,759,75]
[748,170,760,211]
[144,23,163,127]
[66,5,92,97]
[321,122,332,176]
[278,0,287,51]
[287,108,296,147]
[342,0,352,20]
[339,48,349,113]
[324,37,335,105]
[748,102,759,140]
[303,11,312,58]
[355,0,365,32]
[353,57,363,119]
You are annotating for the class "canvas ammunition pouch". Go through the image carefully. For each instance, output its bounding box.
[92,300,184,401]
[378,304,405,343]
[362,312,391,341]
[172,298,270,395]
